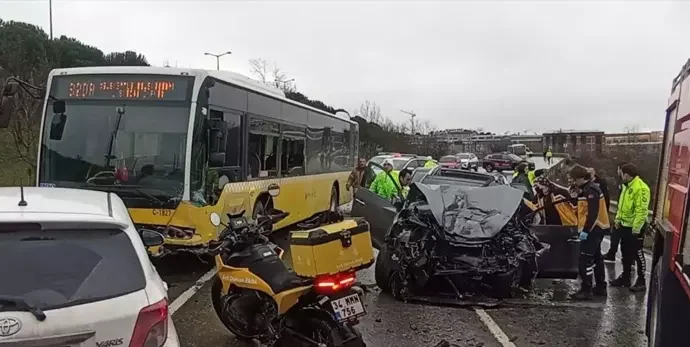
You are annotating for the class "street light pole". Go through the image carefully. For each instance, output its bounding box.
[49,0,53,39]
[204,51,232,71]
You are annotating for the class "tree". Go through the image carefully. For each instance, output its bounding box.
[104,51,149,66]
[248,58,294,92]
[0,18,153,182]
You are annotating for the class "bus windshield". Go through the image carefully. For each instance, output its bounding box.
[39,101,190,208]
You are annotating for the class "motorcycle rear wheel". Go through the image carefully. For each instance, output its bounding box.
[211,276,261,341]
[285,315,346,347]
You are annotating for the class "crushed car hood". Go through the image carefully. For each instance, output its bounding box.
[408,183,525,243]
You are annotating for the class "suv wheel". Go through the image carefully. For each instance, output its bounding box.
[485,164,494,172]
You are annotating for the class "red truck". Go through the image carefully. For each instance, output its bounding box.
[646,59,690,346]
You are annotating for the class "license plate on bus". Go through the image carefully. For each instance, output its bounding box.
[329,293,366,322]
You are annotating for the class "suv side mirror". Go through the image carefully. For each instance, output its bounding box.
[393,196,404,211]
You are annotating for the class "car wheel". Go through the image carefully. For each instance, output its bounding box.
[473,165,478,172]
[375,246,395,293]
[485,164,494,172]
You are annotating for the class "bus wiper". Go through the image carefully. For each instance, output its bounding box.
[0,295,47,321]
[132,188,166,207]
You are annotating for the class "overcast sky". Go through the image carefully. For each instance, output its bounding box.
[2,0,689,133]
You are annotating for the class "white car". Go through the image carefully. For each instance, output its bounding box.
[0,187,179,347]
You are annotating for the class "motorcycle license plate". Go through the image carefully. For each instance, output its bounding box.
[329,293,366,322]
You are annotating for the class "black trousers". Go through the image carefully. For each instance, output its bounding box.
[579,231,605,289]
[606,227,621,256]
[619,226,646,278]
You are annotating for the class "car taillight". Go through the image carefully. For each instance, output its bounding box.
[314,272,357,295]
[130,299,168,347]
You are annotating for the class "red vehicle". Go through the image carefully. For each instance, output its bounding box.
[481,153,524,172]
[646,59,690,346]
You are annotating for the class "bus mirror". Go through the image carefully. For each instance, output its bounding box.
[53,100,66,114]
[0,95,15,128]
[210,152,225,167]
[49,114,67,141]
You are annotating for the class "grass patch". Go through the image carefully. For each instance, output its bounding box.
[0,130,34,186]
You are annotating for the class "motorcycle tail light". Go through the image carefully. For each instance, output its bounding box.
[314,272,356,294]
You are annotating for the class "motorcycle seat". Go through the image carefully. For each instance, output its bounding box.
[245,256,312,294]
[267,268,313,294]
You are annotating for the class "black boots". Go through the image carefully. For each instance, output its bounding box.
[570,288,593,301]
[609,274,631,287]
[609,274,646,292]
[630,276,646,292]
[593,285,608,297]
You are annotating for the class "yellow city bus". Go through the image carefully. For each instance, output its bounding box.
[8,67,358,256]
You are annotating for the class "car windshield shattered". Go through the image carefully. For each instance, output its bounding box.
[379,182,549,302]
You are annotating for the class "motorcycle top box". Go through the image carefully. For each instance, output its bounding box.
[290,218,374,277]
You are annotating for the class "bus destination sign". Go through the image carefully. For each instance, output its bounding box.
[51,74,193,101]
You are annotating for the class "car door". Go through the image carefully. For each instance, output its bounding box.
[532,224,580,279]
[350,162,399,249]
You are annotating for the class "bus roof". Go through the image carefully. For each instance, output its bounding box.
[47,66,355,125]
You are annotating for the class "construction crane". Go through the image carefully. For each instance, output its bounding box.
[400,110,417,134]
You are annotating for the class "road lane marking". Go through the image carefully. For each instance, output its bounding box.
[474,308,517,347]
[601,237,652,275]
[169,268,217,315]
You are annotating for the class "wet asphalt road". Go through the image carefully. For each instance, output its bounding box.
[157,157,651,347]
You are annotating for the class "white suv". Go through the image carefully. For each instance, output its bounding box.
[0,187,179,347]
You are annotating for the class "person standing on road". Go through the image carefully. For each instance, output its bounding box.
[346,157,368,193]
[569,165,610,300]
[424,156,438,168]
[512,163,534,199]
[603,162,630,262]
[543,149,548,162]
[609,163,651,292]
[546,147,553,165]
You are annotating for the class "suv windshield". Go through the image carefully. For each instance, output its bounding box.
[508,154,523,161]
[0,226,146,311]
[458,154,471,159]
[39,102,190,208]
[440,156,457,163]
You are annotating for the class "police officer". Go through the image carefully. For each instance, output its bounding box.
[569,164,610,300]
[424,156,438,168]
[603,162,630,262]
[609,163,651,292]
[370,160,413,201]
[546,146,553,164]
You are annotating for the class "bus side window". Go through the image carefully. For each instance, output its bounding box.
[280,124,306,177]
[248,117,280,179]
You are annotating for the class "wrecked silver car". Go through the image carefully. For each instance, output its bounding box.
[351,161,582,303]
[372,182,550,301]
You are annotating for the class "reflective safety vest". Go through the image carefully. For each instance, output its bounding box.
[424,160,438,168]
[546,151,553,158]
[615,176,651,234]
